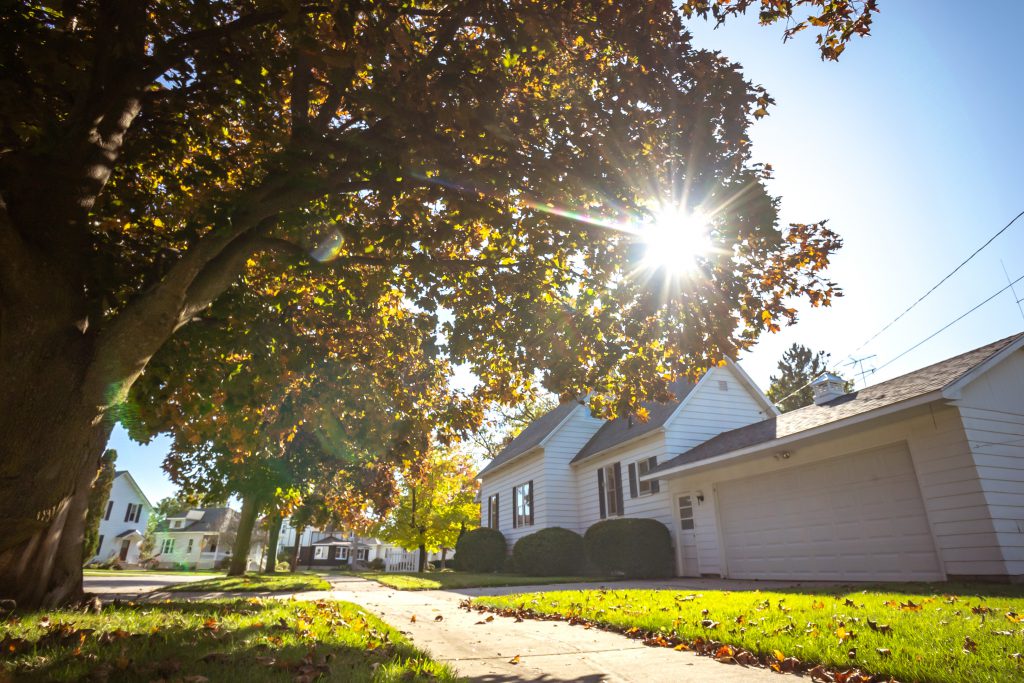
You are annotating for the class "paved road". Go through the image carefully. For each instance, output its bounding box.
[304,576,780,683]
[84,572,211,598]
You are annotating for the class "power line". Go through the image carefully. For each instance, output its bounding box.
[873,273,1024,374]
[849,208,1024,355]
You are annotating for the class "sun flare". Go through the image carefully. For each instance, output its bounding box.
[639,206,713,271]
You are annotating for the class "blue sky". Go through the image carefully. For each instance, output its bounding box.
[112,2,1024,504]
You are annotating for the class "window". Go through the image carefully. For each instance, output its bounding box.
[356,548,368,561]
[186,538,194,554]
[637,457,660,496]
[314,546,327,560]
[133,504,142,522]
[335,546,349,560]
[512,481,533,528]
[104,500,113,521]
[487,494,499,529]
[97,535,104,552]
[172,520,182,529]
[598,463,623,519]
[160,538,174,554]
[124,503,135,522]
[678,495,695,531]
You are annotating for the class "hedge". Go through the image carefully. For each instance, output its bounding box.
[454,528,507,572]
[584,517,673,578]
[512,527,585,576]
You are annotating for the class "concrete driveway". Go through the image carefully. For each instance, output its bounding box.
[310,575,781,683]
[83,572,212,599]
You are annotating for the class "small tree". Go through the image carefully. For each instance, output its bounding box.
[82,450,117,563]
[765,343,850,412]
[376,449,479,573]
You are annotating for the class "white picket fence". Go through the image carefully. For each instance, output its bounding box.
[384,549,418,573]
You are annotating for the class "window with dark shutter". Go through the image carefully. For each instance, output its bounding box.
[613,462,624,516]
[637,456,660,495]
[527,481,534,525]
[104,500,113,521]
[597,468,606,519]
[628,462,639,498]
[511,487,518,528]
[124,503,133,522]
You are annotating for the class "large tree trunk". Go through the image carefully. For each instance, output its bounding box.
[290,525,304,573]
[263,511,281,574]
[228,494,262,576]
[418,543,427,573]
[0,290,118,608]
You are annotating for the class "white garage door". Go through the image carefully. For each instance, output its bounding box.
[717,444,943,581]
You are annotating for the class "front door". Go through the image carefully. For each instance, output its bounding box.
[119,539,131,562]
[677,495,699,576]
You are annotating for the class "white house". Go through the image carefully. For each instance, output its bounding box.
[276,522,447,571]
[478,333,1024,583]
[90,471,153,566]
[151,507,240,570]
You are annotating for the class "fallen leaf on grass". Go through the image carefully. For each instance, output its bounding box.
[809,664,834,682]
[674,643,690,651]
[899,600,922,612]
[963,636,978,653]
[876,648,892,658]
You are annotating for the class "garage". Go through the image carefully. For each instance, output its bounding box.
[716,443,943,581]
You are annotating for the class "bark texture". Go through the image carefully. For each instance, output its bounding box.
[263,511,281,574]
[228,494,261,576]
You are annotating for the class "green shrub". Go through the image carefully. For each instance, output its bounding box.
[455,528,507,572]
[276,561,291,572]
[584,518,673,578]
[512,527,585,576]
[367,557,386,571]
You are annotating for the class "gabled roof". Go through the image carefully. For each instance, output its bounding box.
[311,535,348,546]
[570,378,696,464]
[113,471,154,510]
[477,400,580,477]
[155,507,237,533]
[115,529,143,538]
[652,332,1024,475]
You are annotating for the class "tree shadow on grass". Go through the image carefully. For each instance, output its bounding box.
[5,600,449,682]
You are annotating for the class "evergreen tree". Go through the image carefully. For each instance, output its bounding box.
[766,344,840,412]
[82,450,117,563]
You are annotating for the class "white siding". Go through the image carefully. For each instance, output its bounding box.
[573,432,674,534]
[542,406,604,532]
[666,403,1009,579]
[93,473,151,564]
[958,348,1024,576]
[478,449,546,547]
[663,365,771,455]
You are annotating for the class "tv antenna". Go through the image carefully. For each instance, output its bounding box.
[844,354,877,388]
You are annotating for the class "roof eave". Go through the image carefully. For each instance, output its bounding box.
[642,390,945,481]
[569,425,667,467]
[941,332,1024,400]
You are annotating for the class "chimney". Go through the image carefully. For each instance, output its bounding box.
[810,372,847,405]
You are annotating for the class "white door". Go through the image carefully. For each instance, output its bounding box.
[677,494,699,576]
[717,444,943,581]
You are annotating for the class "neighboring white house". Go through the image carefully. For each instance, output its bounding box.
[90,470,153,566]
[151,507,241,570]
[478,333,1024,583]
[275,522,448,571]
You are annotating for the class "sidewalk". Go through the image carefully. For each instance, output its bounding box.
[310,575,778,683]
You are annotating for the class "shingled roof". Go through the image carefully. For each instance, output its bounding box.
[154,508,237,533]
[570,378,697,464]
[477,401,580,477]
[653,332,1024,475]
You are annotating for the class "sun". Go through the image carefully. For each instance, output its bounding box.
[638,206,714,271]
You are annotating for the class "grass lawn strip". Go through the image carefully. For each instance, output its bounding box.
[167,572,331,593]
[358,571,606,591]
[1,598,455,682]
[471,585,1024,683]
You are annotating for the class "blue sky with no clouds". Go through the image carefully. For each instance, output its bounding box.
[112,2,1024,503]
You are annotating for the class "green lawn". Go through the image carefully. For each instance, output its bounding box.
[474,584,1024,683]
[168,572,331,593]
[1,598,455,682]
[359,571,606,590]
